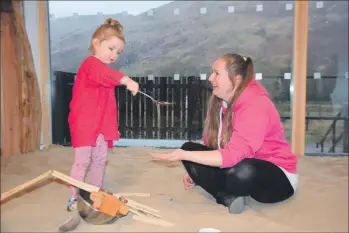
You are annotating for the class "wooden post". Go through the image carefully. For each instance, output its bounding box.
[0,0,42,157]
[1,2,22,157]
[37,1,51,146]
[291,1,309,156]
[14,0,42,154]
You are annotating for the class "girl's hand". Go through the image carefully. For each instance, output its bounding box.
[121,76,139,96]
[126,80,139,96]
[150,149,186,161]
[183,173,195,190]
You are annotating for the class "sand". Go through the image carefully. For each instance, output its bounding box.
[1,145,348,232]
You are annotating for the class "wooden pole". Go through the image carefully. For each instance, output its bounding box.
[0,0,42,157]
[1,170,53,202]
[14,0,42,153]
[1,1,22,157]
[37,1,51,146]
[291,1,309,156]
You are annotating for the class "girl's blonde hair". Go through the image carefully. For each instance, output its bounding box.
[89,18,125,53]
[203,54,255,149]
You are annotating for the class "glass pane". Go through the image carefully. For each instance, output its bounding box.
[305,1,348,155]
[48,1,295,145]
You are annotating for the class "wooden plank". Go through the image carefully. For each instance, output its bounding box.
[13,0,42,154]
[1,170,53,202]
[291,1,309,156]
[0,10,22,157]
[37,1,50,146]
[0,0,42,156]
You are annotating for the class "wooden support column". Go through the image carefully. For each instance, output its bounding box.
[1,3,22,157]
[37,1,51,146]
[0,0,42,157]
[291,1,309,156]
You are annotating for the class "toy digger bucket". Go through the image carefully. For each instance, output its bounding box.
[77,188,123,225]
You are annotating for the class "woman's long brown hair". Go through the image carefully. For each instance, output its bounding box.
[203,54,255,149]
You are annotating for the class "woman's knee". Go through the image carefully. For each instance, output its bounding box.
[180,142,194,151]
[226,158,256,182]
[180,141,212,151]
[181,141,204,151]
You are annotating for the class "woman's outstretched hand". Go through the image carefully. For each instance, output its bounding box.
[151,148,222,167]
[150,149,186,161]
[151,150,195,190]
[183,173,195,190]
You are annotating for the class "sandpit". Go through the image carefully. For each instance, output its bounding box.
[1,145,348,232]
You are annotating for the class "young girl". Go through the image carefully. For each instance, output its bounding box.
[151,54,298,214]
[66,18,139,211]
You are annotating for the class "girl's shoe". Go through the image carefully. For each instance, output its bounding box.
[67,197,77,212]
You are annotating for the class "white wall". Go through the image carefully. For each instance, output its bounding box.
[23,1,52,146]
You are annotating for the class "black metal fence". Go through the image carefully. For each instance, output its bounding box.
[52,71,212,145]
[116,75,211,141]
[51,71,348,153]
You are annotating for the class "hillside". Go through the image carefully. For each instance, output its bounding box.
[49,1,348,77]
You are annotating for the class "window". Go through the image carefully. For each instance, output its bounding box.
[305,1,348,154]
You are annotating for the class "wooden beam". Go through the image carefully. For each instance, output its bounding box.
[13,0,42,154]
[291,1,309,156]
[1,0,42,157]
[1,7,22,157]
[37,1,51,146]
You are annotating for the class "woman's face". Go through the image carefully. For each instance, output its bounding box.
[209,58,238,102]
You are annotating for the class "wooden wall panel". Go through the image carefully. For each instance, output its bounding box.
[0,0,42,157]
[1,12,22,157]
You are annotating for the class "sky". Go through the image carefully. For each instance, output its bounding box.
[48,1,172,18]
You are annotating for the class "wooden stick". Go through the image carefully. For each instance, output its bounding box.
[114,193,159,214]
[133,215,175,227]
[51,170,160,217]
[128,206,162,219]
[125,200,160,218]
[115,192,151,197]
[51,170,99,192]
[1,170,53,202]
[1,170,161,219]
